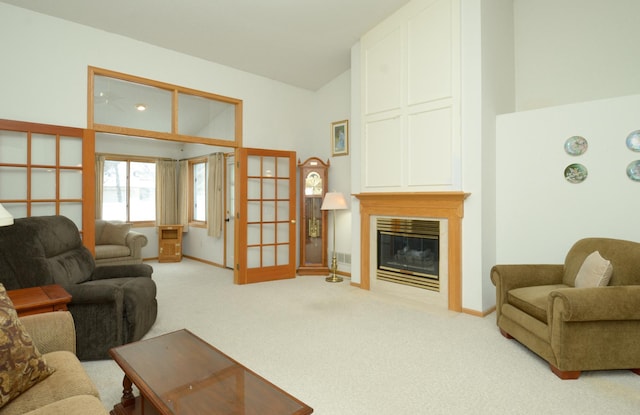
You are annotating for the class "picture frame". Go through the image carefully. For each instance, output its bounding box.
[331,120,349,156]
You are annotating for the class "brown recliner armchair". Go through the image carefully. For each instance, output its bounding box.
[0,215,157,360]
[491,237,640,379]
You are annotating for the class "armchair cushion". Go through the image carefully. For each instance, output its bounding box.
[0,285,54,409]
[97,221,131,245]
[508,284,565,324]
[574,251,613,288]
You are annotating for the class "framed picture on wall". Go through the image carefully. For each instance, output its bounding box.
[331,120,349,156]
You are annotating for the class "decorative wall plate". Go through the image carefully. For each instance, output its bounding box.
[564,135,588,156]
[626,130,640,152]
[627,160,640,181]
[564,163,588,183]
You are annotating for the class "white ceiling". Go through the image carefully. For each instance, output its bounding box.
[2,0,410,91]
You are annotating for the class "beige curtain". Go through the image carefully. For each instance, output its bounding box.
[95,155,105,219]
[178,160,190,232]
[156,159,178,225]
[207,153,224,238]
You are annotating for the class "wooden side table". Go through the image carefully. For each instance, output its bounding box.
[7,285,72,317]
[158,224,183,263]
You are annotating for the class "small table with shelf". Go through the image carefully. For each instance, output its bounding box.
[7,284,72,317]
[158,225,183,263]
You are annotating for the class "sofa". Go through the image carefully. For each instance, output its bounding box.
[0,215,157,360]
[94,219,148,265]
[491,237,640,379]
[0,286,108,415]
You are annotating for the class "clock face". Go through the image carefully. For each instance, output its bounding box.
[305,171,323,196]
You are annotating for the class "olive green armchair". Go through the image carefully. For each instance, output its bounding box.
[491,237,640,379]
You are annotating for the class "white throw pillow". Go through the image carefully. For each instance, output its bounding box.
[574,251,613,288]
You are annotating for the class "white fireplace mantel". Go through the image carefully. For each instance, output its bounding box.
[354,192,469,312]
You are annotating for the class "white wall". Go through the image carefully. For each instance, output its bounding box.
[514,0,640,111]
[310,71,352,273]
[496,94,640,264]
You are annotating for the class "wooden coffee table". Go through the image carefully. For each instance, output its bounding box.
[109,329,313,415]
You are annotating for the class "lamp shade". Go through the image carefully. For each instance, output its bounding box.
[321,192,348,211]
[0,203,14,227]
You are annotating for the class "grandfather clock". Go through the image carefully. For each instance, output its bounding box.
[297,157,330,275]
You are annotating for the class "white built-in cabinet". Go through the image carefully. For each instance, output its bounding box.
[360,0,460,191]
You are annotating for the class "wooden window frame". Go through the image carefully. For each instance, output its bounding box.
[101,154,157,227]
[88,66,243,148]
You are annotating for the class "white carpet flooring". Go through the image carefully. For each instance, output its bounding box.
[83,259,640,414]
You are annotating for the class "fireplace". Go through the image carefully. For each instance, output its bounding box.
[354,192,469,312]
[377,218,440,291]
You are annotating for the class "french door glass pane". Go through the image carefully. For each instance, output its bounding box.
[31,202,56,216]
[262,201,275,222]
[60,203,83,228]
[277,245,289,264]
[31,134,57,165]
[262,245,275,267]
[60,136,83,166]
[247,224,261,245]
[247,201,260,222]
[0,131,27,164]
[262,179,275,199]
[129,161,155,222]
[247,247,261,268]
[0,167,27,199]
[60,170,83,199]
[276,157,290,178]
[277,201,289,222]
[247,156,261,176]
[31,169,56,199]
[276,179,289,199]
[277,223,289,243]
[262,224,275,244]
[247,178,260,198]
[262,157,275,177]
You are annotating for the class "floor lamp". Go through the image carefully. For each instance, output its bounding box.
[320,192,348,283]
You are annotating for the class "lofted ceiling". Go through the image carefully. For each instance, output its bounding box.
[2,0,410,91]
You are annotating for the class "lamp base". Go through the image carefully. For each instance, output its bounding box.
[325,274,343,283]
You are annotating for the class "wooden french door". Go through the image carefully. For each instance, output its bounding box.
[234,148,297,284]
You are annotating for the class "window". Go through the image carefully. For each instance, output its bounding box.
[102,158,156,222]
[192,160,206,222]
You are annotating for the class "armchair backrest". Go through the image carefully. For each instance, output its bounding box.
[563,237,640,287]
[95,219,132,246]
[0,216,95,289]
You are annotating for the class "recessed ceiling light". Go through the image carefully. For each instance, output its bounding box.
[135,104,147,111]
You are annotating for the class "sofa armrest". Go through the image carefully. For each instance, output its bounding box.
[491,264,564,322]
[549,286,640,322]
[20,311,76,354]
[491,264,565,291]
[125,231,148,259]
[91,263,153,280]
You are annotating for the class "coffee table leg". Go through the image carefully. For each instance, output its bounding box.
[121,374,135,407]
